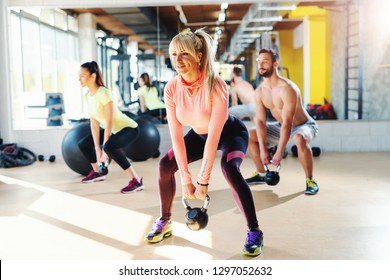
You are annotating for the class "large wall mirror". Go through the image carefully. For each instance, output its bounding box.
[5,0,390,130]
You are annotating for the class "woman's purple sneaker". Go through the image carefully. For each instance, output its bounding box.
[243,230,263,256]
[81,170,106,183]
[121,178,144,193]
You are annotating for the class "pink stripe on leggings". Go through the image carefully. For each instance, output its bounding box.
[226,150,245,162]
[167,149,175,160]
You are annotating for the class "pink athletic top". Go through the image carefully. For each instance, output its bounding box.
[164,72,229,185]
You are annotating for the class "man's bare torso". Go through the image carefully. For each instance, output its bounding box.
[233,80,255,104]
[258,77,311,126]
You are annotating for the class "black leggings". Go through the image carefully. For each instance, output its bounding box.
[158,115,259,229]
[78,126,139,170]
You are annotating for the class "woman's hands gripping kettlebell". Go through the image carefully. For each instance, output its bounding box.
[182,182,208,200]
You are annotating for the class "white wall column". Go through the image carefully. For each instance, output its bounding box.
[78,13,97,63]
[0,3,12,142]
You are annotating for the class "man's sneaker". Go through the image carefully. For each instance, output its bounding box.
[81,170,106,183]
[305,178,319,195]
[144,217,172,243]
[121,178,144,193]
[245,172,266,185]
[242,230,264,256]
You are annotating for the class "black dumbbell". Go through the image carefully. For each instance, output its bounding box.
[269,146,288,158]
[38,155,56,162]
[264,162,281,186]
[312,147,321,157]
[98,161,109,175]
[291,145,298,157]
[291,145,321,157]
[182,194,210,231]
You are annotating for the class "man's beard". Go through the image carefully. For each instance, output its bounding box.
[259,67,273,78]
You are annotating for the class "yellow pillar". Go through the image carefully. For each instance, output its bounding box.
[286,6,331,105]
[309,14,330,104]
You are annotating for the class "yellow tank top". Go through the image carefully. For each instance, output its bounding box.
[85,86,137,134]
[137,85,166,110]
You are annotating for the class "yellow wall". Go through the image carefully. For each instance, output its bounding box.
[309,15,328,104]
[249,49,257,81]
[246,6,331,104]
[288,6,324,19]
[278,30,293,77]
[278,30,304,94]
[284,6,331,105]
[293,47,304,94]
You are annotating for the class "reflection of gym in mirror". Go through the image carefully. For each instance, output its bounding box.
[6,1,390,131]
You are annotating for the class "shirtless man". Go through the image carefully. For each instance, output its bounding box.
[228,67,256,120]
[245,49,319,195]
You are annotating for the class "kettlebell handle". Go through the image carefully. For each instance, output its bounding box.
[182,194,210,211]
[264,161,281,172]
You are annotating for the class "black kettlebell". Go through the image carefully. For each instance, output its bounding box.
[264,162,281,186]
[182,194,210,231]
[98,161,109,175]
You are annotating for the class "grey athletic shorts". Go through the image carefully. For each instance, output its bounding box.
[264,119,318,148]
[228,102,256,119]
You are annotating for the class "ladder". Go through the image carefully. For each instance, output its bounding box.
[344,0,363,120]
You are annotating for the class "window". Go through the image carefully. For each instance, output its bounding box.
[21,17,42,93]
[9,9,80,129]
[41,24,57,92]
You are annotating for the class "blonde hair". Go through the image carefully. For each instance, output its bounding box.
[169,28,223,106]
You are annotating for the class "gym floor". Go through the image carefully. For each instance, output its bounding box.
[0,151,389,260]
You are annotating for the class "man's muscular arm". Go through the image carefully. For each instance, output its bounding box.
[254,86,270,165]
[230,86,238,106]
[272,86,297,166]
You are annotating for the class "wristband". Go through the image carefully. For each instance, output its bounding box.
[197,181,209,187]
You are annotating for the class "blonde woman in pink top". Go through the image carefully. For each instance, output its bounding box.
[144,29,263,256]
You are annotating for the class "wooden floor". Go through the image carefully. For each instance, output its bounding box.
[1,151,389,260]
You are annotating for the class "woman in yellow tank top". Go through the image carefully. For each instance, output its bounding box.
[137,73,166,123]
[78,61,144,194]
